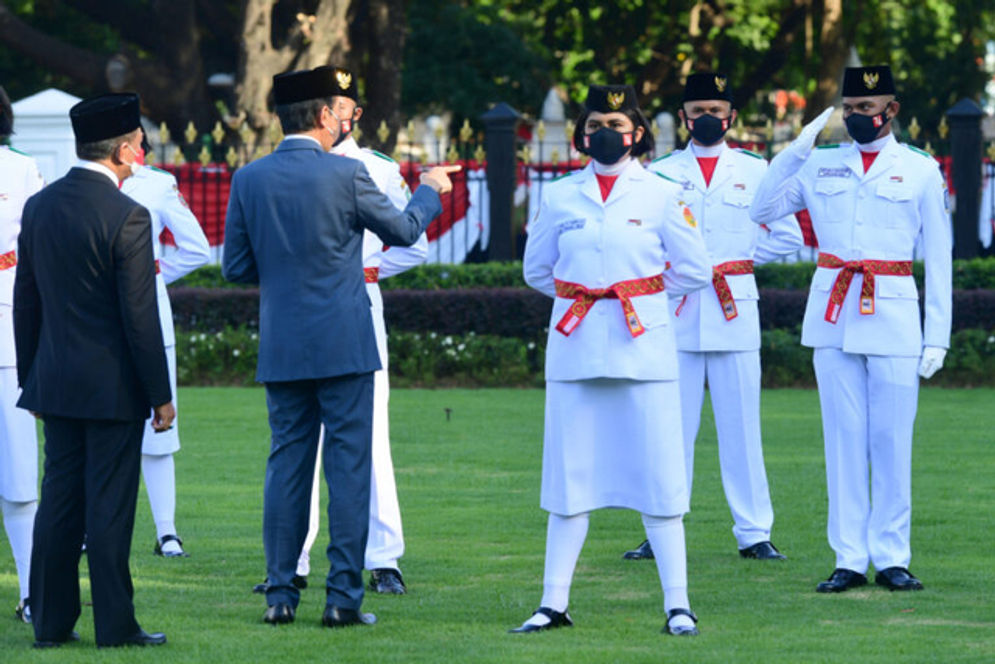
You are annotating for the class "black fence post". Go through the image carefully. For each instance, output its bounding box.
[946,98,984,259]
[481,103,520,261]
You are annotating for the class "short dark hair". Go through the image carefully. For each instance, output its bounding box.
[76,128,140,161]
[0,86,13,138]
[275,97,333,135]
[572,106,655,158]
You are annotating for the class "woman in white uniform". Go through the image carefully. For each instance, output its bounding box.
[513,84,711,636]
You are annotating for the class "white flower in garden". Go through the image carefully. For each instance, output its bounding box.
[527,342,536,350]
[199,333,207,341]
[443,336,453,346]
[457,343,466,352]
[430,332,437,339]
[190,335,197,343]
[446,348,456,357]
[251,333,258,341]
[233,349,241,357]
[988,336,995,344]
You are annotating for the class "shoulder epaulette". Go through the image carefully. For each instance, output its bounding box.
[653,171,680,184]
[551,171,576,182]
[651,151,677,163]
[736,148,763,159]
[369,149,396,164]
[7,146,31,157]
[903,144,932,158]
[815,144,841,150]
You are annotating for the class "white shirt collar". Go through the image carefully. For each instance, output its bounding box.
[689,140,725,158]
[75,160,119,186]
[330,135,361,158]
[284,134,324,148]
[855,132,895,153]
[591,156,633,176]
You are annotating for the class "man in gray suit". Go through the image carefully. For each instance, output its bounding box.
[222,67,456,628]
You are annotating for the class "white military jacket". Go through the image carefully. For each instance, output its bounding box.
[332,136,428,310]
[122,165,210,347]
[0,146,45,366]
[750,133,952,357]
[649,143,803,351]
[524,158,711,381]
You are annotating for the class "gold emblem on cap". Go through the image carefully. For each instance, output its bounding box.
[336,70,352,91]
[606,92,625,110]
[715,76,727,92]
[863,71,879,90]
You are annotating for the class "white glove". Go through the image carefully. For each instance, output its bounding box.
[918,346,946,379]
[788,106,835,157]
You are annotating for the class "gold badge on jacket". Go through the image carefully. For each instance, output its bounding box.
[863,72,879,90]
[607,92,625,110]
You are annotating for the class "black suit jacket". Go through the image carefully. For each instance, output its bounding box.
[14,167,171,421]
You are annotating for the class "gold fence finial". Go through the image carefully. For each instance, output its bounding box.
[650,119,660,138]
[184,121,198,145]
[907,117,921,141]
[473,144,485,163]
[238,120,254,147]
[536,120,546,141]
[377,120,390,144]
[677,122,689,143]
[159,121,171,145]
[446,144,459,163]
[172,146,186,166]
[564,119,574,141]
[198,145,212,166]
[938,116,949,140]
[550,148,560,165]
[211,121,225,145]
[459,119,473,143]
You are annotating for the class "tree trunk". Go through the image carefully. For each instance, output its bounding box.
[355,0,404,153]
[806,0,847,122]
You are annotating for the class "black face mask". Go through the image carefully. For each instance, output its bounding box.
[686,113,730,145]
[332,116,355,147]
[582,128,634,165]
[844,108,891,144]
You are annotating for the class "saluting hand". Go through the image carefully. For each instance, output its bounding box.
[152,401,176,432]
[790,106,835,156]
[420,165,462,195]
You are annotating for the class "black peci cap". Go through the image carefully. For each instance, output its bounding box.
[70,93,141,143]
[842,65,895,96]
[682,72,733,104]
[584,84,639,113]
[273,67,343,105]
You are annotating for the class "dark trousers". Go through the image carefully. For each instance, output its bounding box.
[29,416,144,646]
[263,372,374,610]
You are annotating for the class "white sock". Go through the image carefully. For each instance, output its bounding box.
[2,499,38,600]
[142,454,181,553]
[523,511,589,626]
[642,513,694,630]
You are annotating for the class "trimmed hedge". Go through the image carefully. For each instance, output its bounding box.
[169,286,994,335]
[173,324,995,388]
[173,257,995,291]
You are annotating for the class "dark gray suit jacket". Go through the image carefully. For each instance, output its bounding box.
[14,167,171,420]
[222,137,441,382]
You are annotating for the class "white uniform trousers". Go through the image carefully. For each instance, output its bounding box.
[0,367,37,502]
[141,345,179,454]
[678,350,774,548]
[300,301,404,572]
[813,348,919,573]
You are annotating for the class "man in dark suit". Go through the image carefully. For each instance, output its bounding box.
[223,67,456,628]
[14,93,175,648]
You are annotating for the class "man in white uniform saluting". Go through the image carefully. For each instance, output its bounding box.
[750,65,952,593]
[624,72,802,563]
[121,137,210,558]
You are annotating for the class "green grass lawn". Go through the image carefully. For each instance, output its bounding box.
[1,387,993,663]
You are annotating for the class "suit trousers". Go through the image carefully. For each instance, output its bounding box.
[30,416,144,646]
[812,348,919,573]
[263,372,374,610]
[678,350,774,548]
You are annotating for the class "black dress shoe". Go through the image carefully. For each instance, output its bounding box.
[739,541,787,560]
[153,534,189,558]
[816,568,868,593]
[33,631,80,648]
[875,567,924,591]
[508,607,573,633]
[369,568,406,595]
[623,539,655,560]
[253,575,307,594]
[322,605,376,627]
[98,630,167,648]
[263,603,295,624]
[663,608,699,636]
[15,597,30,624]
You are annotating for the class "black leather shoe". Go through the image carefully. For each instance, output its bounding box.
[369,568,406,595]
[508,607,574,633]
[253,575,307,594]
[322,605,376,627]
[153,534,189,558]
[739,541,787,560]
[623,539,655,560]
[816,568,868,593]
[875,566,924,591]
[663,608,699,636]
[263,603,295,624]
[98,630,167,648]
[33,631,80,648]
